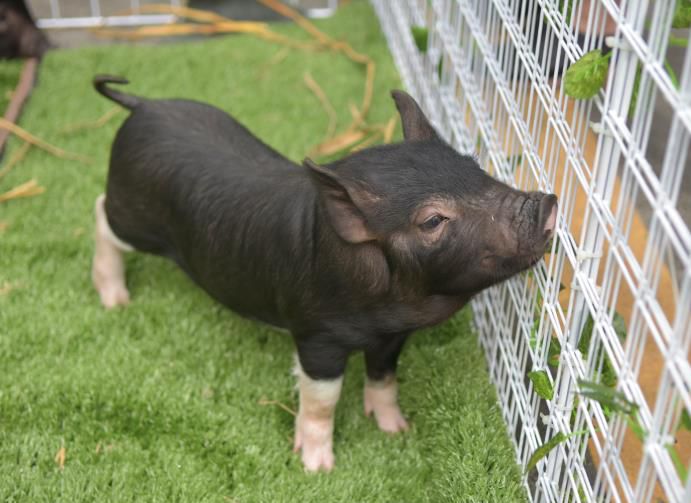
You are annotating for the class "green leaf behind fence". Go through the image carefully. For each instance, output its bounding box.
[672,0,691,28]
[525,429,588,474]
[564,49,610,99]
[411,26,429,53]
[548,337,561,368]
[667,443,689,483]
[577,313,626,388]
[528,370,554,400]
[525,432,568,473]
[680,409,691,432]
[577,379,638,416]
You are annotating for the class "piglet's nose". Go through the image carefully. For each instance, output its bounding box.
[539,194,558,237]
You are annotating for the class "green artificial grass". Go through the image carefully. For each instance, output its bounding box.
[0,2,526,501]
[0,60,22,115]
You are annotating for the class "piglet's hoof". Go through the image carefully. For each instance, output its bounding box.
[364,398,409,433]
[293,416,335,472]
[96,284,130,309]
[365,407,410,433]
[364,384,409,434]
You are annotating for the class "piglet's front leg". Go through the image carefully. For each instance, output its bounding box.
[364,333,409,433]
[293,358,343,472]
[364,375,409,433]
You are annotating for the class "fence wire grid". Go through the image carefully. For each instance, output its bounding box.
[372,0,690,502]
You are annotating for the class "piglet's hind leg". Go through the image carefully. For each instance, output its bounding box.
[92,194,132,309]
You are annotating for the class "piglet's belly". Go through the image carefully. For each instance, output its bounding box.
[104,187,289,329]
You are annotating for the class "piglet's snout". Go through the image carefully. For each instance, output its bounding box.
[539,194,558,238]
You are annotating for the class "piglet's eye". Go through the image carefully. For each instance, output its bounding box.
[419,214,448,232]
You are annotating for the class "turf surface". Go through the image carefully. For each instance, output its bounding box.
[0,60,23,117]
[0,2,526,501]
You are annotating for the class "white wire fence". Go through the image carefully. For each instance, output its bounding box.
[371,0,690,502]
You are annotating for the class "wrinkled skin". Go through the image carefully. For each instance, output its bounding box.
[92,76,558,472]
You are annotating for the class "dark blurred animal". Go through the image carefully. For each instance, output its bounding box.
[0,0,49,59]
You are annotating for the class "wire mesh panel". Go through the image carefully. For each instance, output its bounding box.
[371,1,690,501]
[28,1,182,28]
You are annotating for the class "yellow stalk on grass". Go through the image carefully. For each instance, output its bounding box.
[60,107,123,135]
[0,179,45,204]
[0,141,30,179]
[303,72,338,141]
[0,118,91,163]
[93,1,389,159]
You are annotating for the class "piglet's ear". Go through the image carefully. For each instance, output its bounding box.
[303,158,376,244]
[391,90,440,142]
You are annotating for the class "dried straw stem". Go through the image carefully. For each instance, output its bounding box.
[0,141,30,179]
[60,107,122,135]
[94,8,318,51]
[258,0,375,124]
[0,118,91,164]
[257,47,291,80]
[258,399,297,417]
[0,179,45,203]
[303,72,337,140]
[94,1,379,157]
[382,115,398,143]
[350,130,383,152]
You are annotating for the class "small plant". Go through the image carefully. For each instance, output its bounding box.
[558,0,575,26]
[681,408,691,430]
[524,309,627,474]
[525,379,638,475]
[564,0,687,105]
[409,26,443,79]
[411,26,429,53]
[577,379,689,484]
[526,431,578,473]
[628,65,643,119]
[522,0,690,480]
[673,0,691,28]
[528,369,554,400]
[577,312,627,390]
[564,49,612,99]
[577,379,637,415]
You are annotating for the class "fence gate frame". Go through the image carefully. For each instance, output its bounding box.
[28,0,338,28]
[26,1,182,29]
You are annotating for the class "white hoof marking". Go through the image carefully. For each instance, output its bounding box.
[293,359,342,472]
[92,194,132,309]
[364,376,409,433]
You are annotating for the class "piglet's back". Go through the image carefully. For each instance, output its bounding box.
[103,97,315,326]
